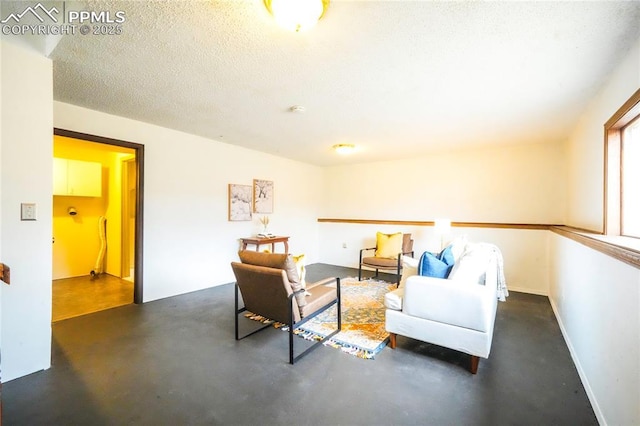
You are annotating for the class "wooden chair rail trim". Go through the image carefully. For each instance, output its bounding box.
[550,226,640,269]
[317,218,556,230]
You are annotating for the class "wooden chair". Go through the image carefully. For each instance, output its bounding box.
[231,251,341,364]
[358,233,414,285]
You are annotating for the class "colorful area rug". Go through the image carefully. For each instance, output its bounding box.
[246,278,395,359]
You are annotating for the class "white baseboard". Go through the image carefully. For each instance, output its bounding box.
[548,297,606,426]
[507,285,548,296]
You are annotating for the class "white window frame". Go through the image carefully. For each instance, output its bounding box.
[621,116,640,237]
[604,88,640,238]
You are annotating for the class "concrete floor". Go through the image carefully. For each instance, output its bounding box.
[3,264,597,425]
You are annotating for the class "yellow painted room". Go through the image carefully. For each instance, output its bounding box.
[52,135,137,321]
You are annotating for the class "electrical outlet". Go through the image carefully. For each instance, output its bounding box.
[21,203,37,221]
[342,242,347,248]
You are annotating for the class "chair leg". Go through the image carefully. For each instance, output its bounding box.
[289,322,295,365]
[289,294,341,365]
[358,265,363,281]
[235,283,240,340]
[389,333,397,349]
[336,278,342,330]
[470,355,480,374]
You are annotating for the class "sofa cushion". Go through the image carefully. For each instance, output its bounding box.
[403,275,495,332]
[300,285,337,319]
[399,255,419,289]
[447,234,468,264]
[418,246,455,278]
[448,243,490,285]
[361,256,398,268]
[238,251,306,307]
[384,288,404,310]
[375,232,403,259]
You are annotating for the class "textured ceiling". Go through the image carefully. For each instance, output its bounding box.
[39,1,640,165]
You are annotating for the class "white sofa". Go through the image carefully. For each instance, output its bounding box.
[384,243,505,373]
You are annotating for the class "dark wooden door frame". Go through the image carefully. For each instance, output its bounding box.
[54,128,144,304]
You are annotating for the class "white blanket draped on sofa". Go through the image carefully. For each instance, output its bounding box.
[476,243,508,301]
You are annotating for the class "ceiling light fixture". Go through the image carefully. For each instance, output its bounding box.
[264,0,329,33]
[333,144,355,155]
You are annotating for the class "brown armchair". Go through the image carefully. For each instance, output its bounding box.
[231,251,341,364]
[358,233,414,285]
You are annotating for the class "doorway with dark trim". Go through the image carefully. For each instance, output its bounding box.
[52,128,144,322]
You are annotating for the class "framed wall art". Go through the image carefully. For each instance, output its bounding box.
[228,184,252,221]
[253,179,273,214]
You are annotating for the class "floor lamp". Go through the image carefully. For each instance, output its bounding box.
[434,218,451,250]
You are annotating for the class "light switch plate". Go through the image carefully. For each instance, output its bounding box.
[21,203,37,221]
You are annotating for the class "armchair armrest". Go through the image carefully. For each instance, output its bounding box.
[359,246,377,262]
[306,276,339,290]
[291,277,341,326]
[403,276,496,333]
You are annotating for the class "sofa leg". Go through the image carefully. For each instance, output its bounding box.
[470,355,479,374]
[389,333,397,349]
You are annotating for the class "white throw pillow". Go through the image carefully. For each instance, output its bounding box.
[398,255,419,289]
[447,234,469,264]
[448,243,489,285]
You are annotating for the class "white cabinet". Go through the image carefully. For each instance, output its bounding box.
[53,158,69,195]
[53,158,102,197]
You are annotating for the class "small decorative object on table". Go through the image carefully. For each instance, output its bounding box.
[258,215,274,238]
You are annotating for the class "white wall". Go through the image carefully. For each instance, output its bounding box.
[553,36,640,425]
[54,102,323,302]
[1,41,54,382]
[566,37,640,232]
[319,141,565,295]
[549,234,639,425]
[322,141,566,224]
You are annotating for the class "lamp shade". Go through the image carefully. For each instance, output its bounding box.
[265,0,328,32]
[434,218,451,235]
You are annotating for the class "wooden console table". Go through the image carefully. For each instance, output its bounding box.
[240,236,289,254]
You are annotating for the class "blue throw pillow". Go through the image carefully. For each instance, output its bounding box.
[418,246,455,278]
[439,245,454,268]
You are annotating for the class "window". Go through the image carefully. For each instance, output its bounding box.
[621,117,640,237]
[605,89,640,238]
